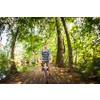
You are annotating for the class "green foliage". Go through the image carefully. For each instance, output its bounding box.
[81,71,91,80]
[97,71,100,79]
[1,17,100,83]
[16,63,39,73]
[0,50,10,79]
[91,58,100,76]
[0,50,7,62]
[75,57,100,81]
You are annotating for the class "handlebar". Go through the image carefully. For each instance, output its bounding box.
[37,59,54,63]
[43,63,48,69]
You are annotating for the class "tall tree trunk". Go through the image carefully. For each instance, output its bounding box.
[93,48,96,59]
[63,37,65,54]
[61,17,74,72]
[10,39,17,73]
[56,18,64,68]
[75,48,77,64]
[10,25,19,74]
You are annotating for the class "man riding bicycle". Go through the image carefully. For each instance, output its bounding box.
[38,45,53,76]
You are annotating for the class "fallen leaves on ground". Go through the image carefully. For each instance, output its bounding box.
[1,64,99,84]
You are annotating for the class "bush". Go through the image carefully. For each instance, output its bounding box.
[97,71,100,79]
[16,63,39,73]
[76,57,100,81]
[0,50,8,62]
[0,50,10,80]
[81,71,91,80]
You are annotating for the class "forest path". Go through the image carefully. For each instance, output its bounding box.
[1,64,97,84]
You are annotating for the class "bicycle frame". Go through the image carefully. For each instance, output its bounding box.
[44,63,49,78]
[42,60,49,84]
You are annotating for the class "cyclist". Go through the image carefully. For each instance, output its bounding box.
[38,45,53,76]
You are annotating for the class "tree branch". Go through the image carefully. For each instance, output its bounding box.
[15,26,19,38]
[9,24,15,38]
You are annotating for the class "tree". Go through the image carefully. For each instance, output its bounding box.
[0,17,18,73]
[56,17,64,68]
[61,17,74,71]
[0,17,38,74]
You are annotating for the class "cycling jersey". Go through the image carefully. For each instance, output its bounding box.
[40,49,51,61]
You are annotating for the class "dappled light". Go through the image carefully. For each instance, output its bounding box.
[0,17,100,84]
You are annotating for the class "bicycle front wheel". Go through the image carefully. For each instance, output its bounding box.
[45,69,48,84]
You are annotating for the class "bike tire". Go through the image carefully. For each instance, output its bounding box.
[45,69,48,84]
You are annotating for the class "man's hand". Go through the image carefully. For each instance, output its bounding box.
[49,60,52,63]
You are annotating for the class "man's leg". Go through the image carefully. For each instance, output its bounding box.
[47,66,50,73]
[47,63,50,75]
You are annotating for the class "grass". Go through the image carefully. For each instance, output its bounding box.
[17,63,40,73]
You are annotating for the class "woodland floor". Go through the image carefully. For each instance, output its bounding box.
[0,64,99,84]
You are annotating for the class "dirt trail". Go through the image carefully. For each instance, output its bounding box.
[1,64,95,84]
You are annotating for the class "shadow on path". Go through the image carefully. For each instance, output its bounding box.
[1,64,98,84]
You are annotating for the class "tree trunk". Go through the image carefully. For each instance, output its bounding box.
[61,17,74,72]
[63,37,65,54]
[10,26,19,74]
[10,39,17,73]
[75,48,77,64]
[56,18,64,68]
[93,48,96,59]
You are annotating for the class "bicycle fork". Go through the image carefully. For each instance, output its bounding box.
[44,63,49,78]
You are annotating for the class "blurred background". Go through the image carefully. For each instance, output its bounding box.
[0,17,100,83]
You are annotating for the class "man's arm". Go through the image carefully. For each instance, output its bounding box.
[38,54,41,61]
[50,54,53,60]
[38,54,42,63]
[38,50,42,63]
[48,50,53,63]
[49,54,53,63]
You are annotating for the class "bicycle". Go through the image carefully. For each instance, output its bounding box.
[38,59,53,84]
[42,60,49,84]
